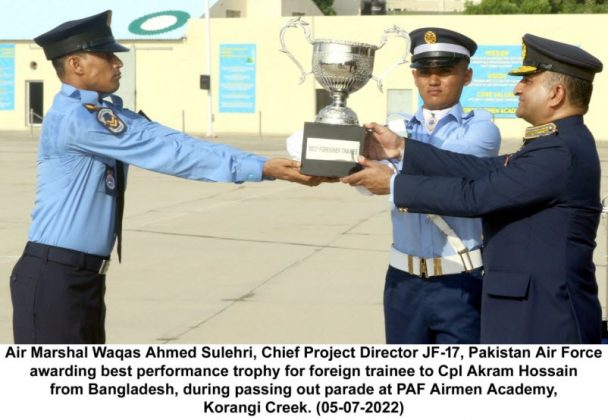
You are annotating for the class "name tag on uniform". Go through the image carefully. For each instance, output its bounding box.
[104,164,117,196]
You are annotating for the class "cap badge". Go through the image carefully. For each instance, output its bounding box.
[424,31,437,44]
[521,41,527,60]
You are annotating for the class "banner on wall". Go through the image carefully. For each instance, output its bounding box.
[219,44,256,113]
[0,44,15,111]
[461,45,522,118]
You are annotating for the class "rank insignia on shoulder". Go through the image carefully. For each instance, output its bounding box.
[96,107,126,135]
[523,122,557,143]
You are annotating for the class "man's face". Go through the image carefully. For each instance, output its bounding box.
[513,72,553,125]
[412,61,472,110]
[76,52,123,94]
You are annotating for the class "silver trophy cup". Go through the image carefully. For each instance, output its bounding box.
[280,17,410,125]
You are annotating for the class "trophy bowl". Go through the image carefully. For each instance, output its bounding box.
[312,40,376,125]
[280,17,409,126]
[279,17,410,176]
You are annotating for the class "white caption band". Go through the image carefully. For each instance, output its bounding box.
[306,138,360,162]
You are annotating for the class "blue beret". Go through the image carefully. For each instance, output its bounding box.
[409,27,477,69]
[509,34,603,81]
[34,10,129,60]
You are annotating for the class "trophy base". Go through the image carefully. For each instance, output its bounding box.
[301,122,365,177]
[315,105,359,126]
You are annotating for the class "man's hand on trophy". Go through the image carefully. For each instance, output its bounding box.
[263,158,337,186]
[363,122,406,161]
[340,156,393,195]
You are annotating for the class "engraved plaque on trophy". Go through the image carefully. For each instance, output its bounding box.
[280,17,410,177]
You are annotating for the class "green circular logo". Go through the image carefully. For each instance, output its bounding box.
[129,10,191,36]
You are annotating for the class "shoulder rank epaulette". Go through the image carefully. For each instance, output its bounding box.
[523,122,558,143]
[83,103,126,135]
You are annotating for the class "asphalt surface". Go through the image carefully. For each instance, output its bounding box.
[1,130,607,343]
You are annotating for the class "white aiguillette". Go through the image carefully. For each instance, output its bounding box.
[301,122,366,177]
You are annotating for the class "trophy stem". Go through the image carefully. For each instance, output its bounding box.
[316,90,359,125]
[331,91,348,108]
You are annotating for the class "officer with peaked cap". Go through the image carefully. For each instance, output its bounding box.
[359,27,501,344]
[34,10,129,59]
[409,27,477,68]
[509,33,602,82]
[344,33,604,343]
[10,10,325,344]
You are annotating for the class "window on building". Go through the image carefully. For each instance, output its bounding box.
[226,9,241,18]
[386,89,413,123]
[292,12,305,16]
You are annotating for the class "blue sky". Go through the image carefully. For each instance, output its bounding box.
[0,0,219,40]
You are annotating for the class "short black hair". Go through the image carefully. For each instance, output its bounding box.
[51,56,68,78]
[547,71,593,114]
[52,52,87,79]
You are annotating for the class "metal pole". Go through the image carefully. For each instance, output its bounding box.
[258,110,262,139]
[205,0,215,137]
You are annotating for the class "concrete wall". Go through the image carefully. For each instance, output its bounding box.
[210,0,247,18]
[388,0,467,13]
[210,0,322,18]
[281,0,323,16]
[187,14,608,139]
[1,14,607,140]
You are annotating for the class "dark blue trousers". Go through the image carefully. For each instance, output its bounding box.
[10,247,106,344]
[384,265,483,344]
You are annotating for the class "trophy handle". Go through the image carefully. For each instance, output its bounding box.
[372,26,411,92]
[279,17,314,85]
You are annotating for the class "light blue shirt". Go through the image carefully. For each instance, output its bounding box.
[28,84,267,256]
[391,103,501,258]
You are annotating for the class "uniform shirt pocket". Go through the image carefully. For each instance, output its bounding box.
[484,270,531,299]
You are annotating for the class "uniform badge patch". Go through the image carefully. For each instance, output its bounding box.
[96,107,126,135]
[104,164,118,196]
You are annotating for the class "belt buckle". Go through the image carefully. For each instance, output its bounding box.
[408,255,430,278]
[419,258,428,278]
[458,249,474,272]
[98,259,111,275]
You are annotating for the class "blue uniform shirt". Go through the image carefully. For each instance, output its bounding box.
[391,103,500,258]
[29,84,267,256]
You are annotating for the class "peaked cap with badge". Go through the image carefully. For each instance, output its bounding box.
[409,27,477,69]
[34,10,129,60]
[509,34,603,81]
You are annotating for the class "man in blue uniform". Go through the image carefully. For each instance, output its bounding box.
[10,10,325,344]
[343,34,603,343]
[381,28,500,344]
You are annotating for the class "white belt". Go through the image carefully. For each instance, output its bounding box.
[390,247,483,278]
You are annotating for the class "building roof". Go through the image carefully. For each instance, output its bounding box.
[0,0,215,40]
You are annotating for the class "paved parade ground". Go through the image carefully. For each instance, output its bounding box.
[1,130,607,344]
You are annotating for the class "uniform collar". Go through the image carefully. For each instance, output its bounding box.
[553,115,584,130]
[61,83,100,104]
[411,102,468,126]
[522,115,584,143]
[60,83,123,108]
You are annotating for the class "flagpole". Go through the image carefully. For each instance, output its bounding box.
[205,0,214,137]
